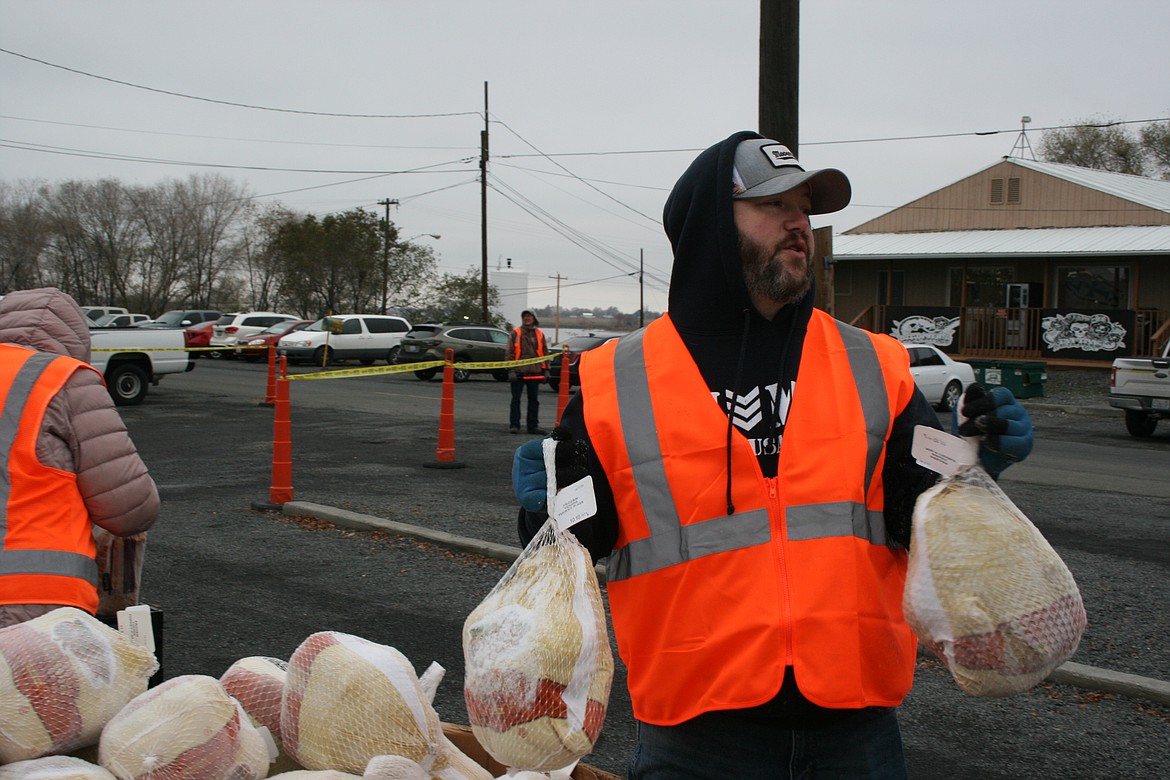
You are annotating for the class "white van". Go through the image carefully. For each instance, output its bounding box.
[277,314,411,366]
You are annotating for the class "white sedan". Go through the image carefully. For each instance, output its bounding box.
[903,343,976,412]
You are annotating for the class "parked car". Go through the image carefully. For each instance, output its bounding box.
[277,314,411,366]
[184,320,215,352]
[234,319,313,362]
[903,343,976,412]
[91,312,151,328]
[80,305,129,322]
[545,332,625,392]
[207,311,300,359]
[397,323,511,382]
[140,309,222,328]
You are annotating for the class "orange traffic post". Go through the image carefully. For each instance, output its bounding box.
[424,348,465,469]
[253,356,294,509]
[556,347,570,426]
[260,344,277,406]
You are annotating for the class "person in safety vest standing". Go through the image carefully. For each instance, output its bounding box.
[510,132,1035,778]
[507,310,549,435]
[0,288,159,628]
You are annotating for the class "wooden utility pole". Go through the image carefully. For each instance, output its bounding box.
[639,249,645,328]
[480,82,490,323]
[759,0,800,154]
[377,198,399,315]
[549,273,566,342]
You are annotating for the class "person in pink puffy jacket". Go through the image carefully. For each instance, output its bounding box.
[0,287,159,627]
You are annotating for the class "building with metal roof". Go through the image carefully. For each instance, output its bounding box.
[819,156,1170,363]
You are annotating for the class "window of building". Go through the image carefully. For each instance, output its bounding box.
[948,266,1014,306]
[1056,265,1130,309]
[1006,177,1021,204]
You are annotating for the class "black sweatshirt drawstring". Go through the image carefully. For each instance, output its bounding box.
[725,308,752,515]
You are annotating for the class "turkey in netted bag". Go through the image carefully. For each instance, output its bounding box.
[462,515,613,774]
[281,631,489,779]
[903,463,1087,696]
[0,607,157,763]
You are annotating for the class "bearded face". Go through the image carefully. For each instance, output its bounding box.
[737,227,814,310]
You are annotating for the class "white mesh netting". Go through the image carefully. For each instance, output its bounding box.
[462,517,613,774]
[98,674,272,780]
[220,655,303,775]
[904,465,1088,697]
[0,607,158,763]
[281,631,489,780]
[0,754,117,780]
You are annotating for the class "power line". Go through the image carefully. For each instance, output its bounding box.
[0,46,481,119]
[492,116,661,225]
[0,137,477,175]
[0,113,480,151]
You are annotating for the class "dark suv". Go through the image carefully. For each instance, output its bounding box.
[396,323,511,382]
[545,332,623,391]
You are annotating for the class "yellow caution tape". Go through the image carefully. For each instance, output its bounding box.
[284,352,565,381]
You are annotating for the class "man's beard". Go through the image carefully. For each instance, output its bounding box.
[738,233,813,308]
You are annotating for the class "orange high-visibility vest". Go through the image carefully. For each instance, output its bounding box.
[512,327,547,378]
[580,311,919,725]
[0,344,102,613]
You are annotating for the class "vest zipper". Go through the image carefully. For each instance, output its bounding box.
[767,476,795,666]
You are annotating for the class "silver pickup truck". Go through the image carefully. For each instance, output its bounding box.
[1109,340,1170,437]
[89,327,194,405]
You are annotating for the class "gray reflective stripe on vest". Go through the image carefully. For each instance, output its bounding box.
[833,320,891,494]
[0,549,98,584]
[605,321,892,583]
[0,352,98,586]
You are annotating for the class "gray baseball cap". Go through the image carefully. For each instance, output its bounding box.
[731,138,851,214]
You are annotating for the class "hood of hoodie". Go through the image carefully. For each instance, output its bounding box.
[0,287,92,362]
[663,130,816,336]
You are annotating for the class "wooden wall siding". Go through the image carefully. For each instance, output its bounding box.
[847,161,1170,234]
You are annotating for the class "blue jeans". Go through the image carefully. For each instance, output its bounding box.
[510,379,541,430]
[629,706,908,779]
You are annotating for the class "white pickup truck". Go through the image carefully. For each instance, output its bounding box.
[89,327,194,406]
[1108,340,1170,437]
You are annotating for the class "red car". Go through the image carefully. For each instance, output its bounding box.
[184,320,215,353]
[233,319,313,362]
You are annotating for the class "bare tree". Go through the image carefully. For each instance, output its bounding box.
[41,179,141,306]
[1039,118,1147,175]
[0,180,51,292]
[174,174,254,307]
[1140,120,1170,179]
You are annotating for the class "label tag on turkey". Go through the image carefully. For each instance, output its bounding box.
[912,425,977,477]
[116,604,156,653]
[554,476,597,530]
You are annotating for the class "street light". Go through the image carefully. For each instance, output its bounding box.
[404,233,441,242]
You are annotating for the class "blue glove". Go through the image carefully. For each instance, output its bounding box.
[512,438,548,512]
[953,384,1034,477]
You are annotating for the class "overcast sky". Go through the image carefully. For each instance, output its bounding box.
[2,1,1168,315]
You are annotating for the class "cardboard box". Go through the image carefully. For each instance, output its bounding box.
[441,723,621,780]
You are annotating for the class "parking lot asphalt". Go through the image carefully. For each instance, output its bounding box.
[125,363,1170,778]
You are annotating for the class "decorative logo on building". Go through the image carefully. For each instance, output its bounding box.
[889,315,960,347]
[1041,312,1126,352]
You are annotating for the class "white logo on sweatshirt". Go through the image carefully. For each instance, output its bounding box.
[713,381,795,457]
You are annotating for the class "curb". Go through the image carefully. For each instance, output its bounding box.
[279,501,1170,708]
[1021,402,1117,417]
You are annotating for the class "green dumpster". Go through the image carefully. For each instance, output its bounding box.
[966,359,1047,398]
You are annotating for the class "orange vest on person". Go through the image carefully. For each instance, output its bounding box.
[579,311,920,726]
[512,327,547,378]
[0,344,101,613]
